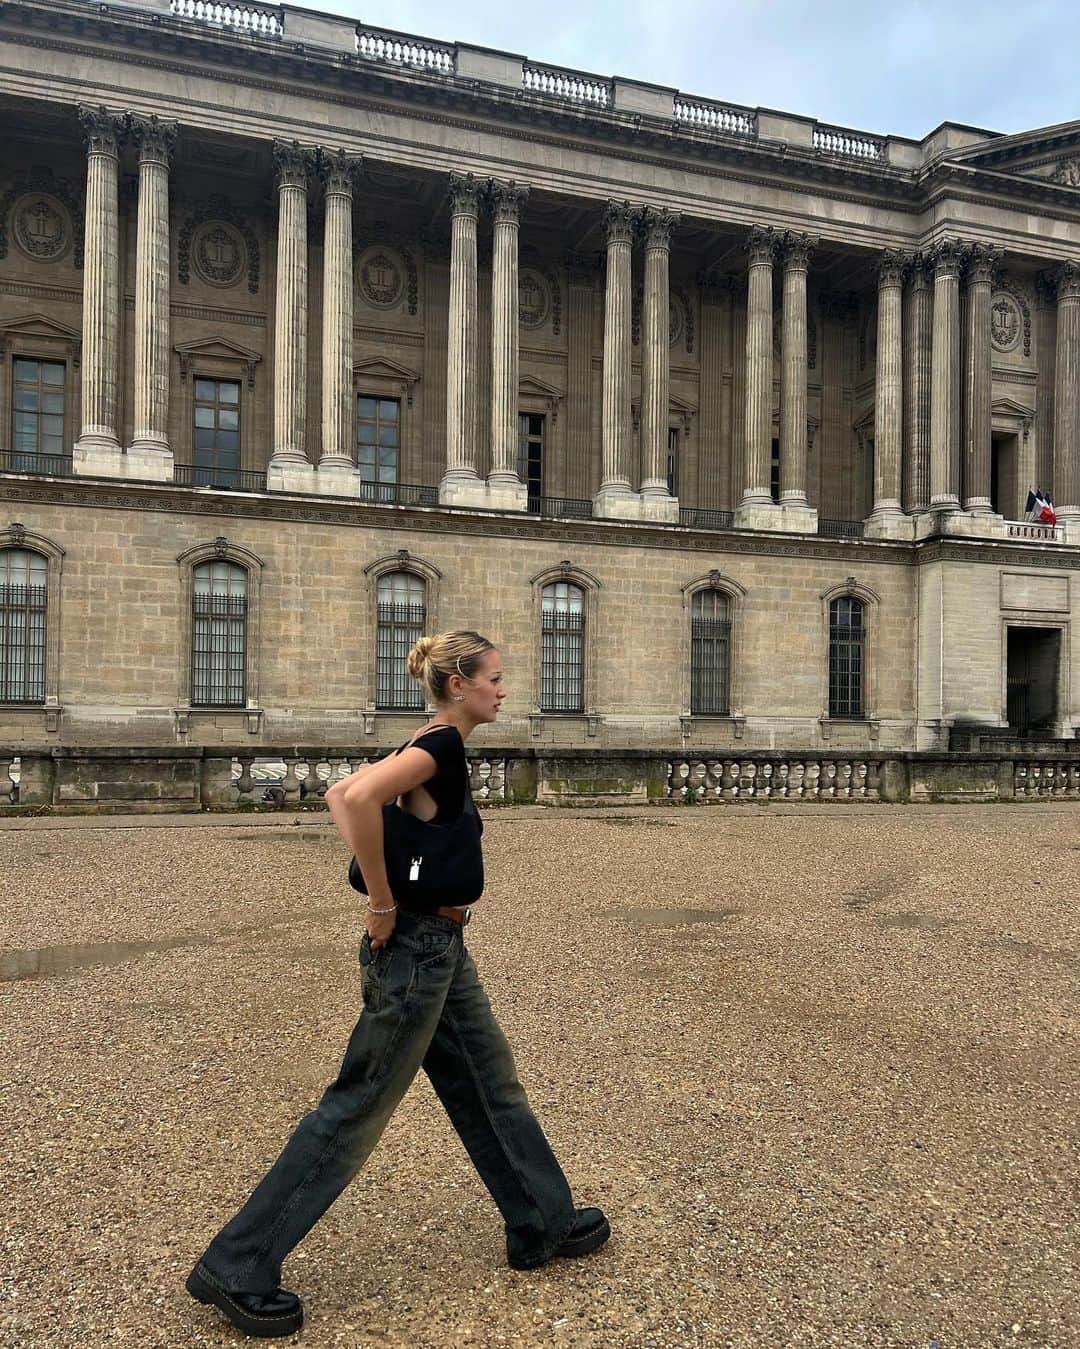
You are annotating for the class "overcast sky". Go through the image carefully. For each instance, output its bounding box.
[295,0,1075,141]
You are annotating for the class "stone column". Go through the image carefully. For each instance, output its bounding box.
[269,140,315,485]
[488,180,529,508]
[639,207,679,522]
[865,249,907,536]
[903,256,933,513]
[594,200,637,517]
[1033,273,1057,500]
[735,225,779,525]
[128,115,177,477]
[439,172,483,505]
[1053,260,1080,528]
[317,150,360,490]
[565,253,597,502]
[928,239,964,514]
[74,106,126,470]
[962,243,1002,514]
[778,230,818,529]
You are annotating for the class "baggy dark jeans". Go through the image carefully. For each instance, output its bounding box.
[198,909,578,1294]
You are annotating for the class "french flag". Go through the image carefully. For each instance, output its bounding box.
[1025,489,1057,525]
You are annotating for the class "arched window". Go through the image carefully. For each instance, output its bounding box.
[690,589,730,715]
[540,580,584,713]
[0,548,47,703]
[376,570,425,711]
[828,595,865,718]
[192,560,247,707]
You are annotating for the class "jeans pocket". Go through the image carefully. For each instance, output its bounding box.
[413,929,458,970]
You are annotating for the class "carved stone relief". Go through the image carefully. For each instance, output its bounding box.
[178,195,260,293]
[357,245,405,308]
[191,220,246,288]
[0,167,84,267]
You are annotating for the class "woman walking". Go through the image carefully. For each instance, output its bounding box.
[186,630,610,1337]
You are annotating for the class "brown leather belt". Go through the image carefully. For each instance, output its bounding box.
[402,904,472,925]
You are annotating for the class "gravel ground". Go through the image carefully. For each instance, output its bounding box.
[0,802,1077,1349]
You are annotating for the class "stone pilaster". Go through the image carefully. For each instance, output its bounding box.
[865,249,908,538]
[928,239,964,514]
[1053,260,1080,528]
[593,200,637,518]
[487,180,529,510]
[777,230,818,532]
[316,150,361,494]
[735,225,784,529]
[903,256,933,513]
[73,106,126,472]
[962,243,1002,514]
[268,140,316,489]
[639,206,679,523]
[127,115,176,479]
[439,172,484,506]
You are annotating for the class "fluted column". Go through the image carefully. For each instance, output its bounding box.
[270,141,314,467]
[1053,261,1080,524]
[74,106,125,462]
[640,207,679,497]
[868,249,907,524]
[903,256,933,512]
[738,225,778,512]
[319,150,360,473]
[962,244,1002,513]
[598,200,636,499]
[129,115,177,466]
[929,239,964,512]
[442,172,483,494]
[488,180,528,487]
[778,231,816,511]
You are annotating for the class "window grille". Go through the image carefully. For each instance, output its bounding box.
[12,358,65,472]
[828,596,864,718]
[376,571,425,710]
[192,561,247,707]
[0,548,47,703]
[690,589,730,714]
[540,581,584,713]
[358,397,400,485]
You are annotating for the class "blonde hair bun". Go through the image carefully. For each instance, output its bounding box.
[406,635,435,681]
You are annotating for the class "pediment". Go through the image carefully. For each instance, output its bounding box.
[0,312,80,343]
[519,374,563,400]
[991,396,1034,422]
[943,120,1080,185]
[174,336,262,364]
[353,356,419,383]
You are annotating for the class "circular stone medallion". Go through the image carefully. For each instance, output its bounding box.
[192,221,246,288]
[519,267,551,329]
[13,194,69,262]
[358,247,404,308]
[990,293,1022,353]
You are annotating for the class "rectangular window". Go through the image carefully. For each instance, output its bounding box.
[0,580,46,703]
[12,358,65,471]
[540,610,584,712]
[375,599,426,711]
[517,412,544,511]
[691,619,730,714]
[667,427,679,498]
[191,591,246,707]
[358,396,400,500]
[828,599,864,719]
[770,437,780,504]
[193,378,241,488]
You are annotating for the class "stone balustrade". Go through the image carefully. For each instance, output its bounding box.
[169,0,283,36]
[673,97,756,137]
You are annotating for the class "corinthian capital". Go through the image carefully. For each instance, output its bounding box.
[876,248,910,289]
[78,105,127,157]
[318,148,361,197]
[926,237,966,279]
[745,225,779,267]
[487,179,529,224]
[448,172,483,218]
[640,206,680,250]
[780,230,819,271]
[964,242,1003,286]
[129,114,178,164]
[604,200,637,246]
[272,140,316,192]
[1056,260,1080,301]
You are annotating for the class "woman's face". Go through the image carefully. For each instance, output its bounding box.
[457,649,505,722]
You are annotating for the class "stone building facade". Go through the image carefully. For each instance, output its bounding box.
[1,0,1079,762]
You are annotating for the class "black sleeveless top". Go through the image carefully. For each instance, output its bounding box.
[393,724,476,827]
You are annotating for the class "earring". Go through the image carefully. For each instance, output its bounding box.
[453,695,465,701]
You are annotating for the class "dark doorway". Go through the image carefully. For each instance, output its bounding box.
[990,432,1018,518]
[1006,627,1060,734]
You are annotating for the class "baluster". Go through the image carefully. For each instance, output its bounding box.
[281,757,301,805]
[806,760,821,799]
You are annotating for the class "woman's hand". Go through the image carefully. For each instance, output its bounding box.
[365,900,398,952]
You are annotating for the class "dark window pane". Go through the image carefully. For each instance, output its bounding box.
[358,397,377,419]
[194,379,217,401]
[13,390,37,411]
[218,382,240,404]
[194,406,215,428]
[218,408,239,431]
[13,359,37,381]
[41,362,65,385]
[379,399,399,421]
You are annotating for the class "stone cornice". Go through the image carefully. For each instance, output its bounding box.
[3,474,1079,570]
